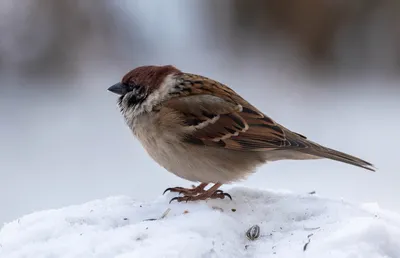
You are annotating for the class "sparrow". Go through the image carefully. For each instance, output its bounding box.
[108,65,375,203]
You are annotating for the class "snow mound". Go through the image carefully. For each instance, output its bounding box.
[1,187,400,258]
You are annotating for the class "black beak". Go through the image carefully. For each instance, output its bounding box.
[108,82,128,95]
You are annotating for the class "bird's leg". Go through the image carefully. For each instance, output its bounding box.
[163,183,209,196]
[169,183,232,203]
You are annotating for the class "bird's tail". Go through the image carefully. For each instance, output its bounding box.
[299,141,376,172]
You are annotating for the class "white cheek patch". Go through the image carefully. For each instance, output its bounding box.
[140,74,177,113]
[119,74,178,128]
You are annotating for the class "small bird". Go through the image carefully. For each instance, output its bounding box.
[108,65,375,203]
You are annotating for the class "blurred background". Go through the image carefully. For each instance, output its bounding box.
[1,0,399,225]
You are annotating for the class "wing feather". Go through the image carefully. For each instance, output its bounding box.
[158,72,375,171]
[161,73,303,151]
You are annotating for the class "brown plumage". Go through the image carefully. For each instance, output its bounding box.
[108,65,375,203]
[163,72,374,171]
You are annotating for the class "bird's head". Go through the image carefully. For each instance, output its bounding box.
[108,65,181,118]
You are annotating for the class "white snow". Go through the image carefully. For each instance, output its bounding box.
[1,187,400,258]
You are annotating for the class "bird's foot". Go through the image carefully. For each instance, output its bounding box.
[163,183,208,196]
[169,189,232,203]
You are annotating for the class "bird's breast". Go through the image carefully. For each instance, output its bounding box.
[130,112,267,183]
[131,111,185,169]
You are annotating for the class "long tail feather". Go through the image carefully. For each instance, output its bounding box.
[301,143,376,172]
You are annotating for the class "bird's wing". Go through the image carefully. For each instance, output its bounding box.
[162,73,308,151]
[161,73,375,171]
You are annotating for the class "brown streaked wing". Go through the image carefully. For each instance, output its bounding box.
[162,73,307,151]
[164,73,376,172]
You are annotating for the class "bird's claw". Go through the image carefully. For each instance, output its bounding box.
[169,190,232,203]
[220,192,232,200]
[163,187,187,195]
[169,196,189,204]
[163,185,206,196]
[214,190,232,200]
[163,187,175,195]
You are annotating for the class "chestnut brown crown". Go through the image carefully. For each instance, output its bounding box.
[108,65,181,96]
[122,65,181,90]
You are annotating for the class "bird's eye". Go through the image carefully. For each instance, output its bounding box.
[126,84,146,107]
[127,84,135,92]
[135,85,146,97]
[127,83,142,93]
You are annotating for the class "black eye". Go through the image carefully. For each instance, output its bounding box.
[127,83,142,93]
[127,85,134,91]
[126,84,136,92]
[133,85,145,95]
[126,84,146,107]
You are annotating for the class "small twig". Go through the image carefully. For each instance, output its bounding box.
[143,208,171,221]
[160,208,171,219]
[303,226,320,231]
[303,239,311,251]
[212,206,224,212]
[143,218,157,221]
[303,233,314,251]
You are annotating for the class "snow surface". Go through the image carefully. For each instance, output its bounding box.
[1,187,400,258]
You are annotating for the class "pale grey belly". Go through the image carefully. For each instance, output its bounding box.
[141,138,268,184]
[140,138,321,183]
[132,114,318,183]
